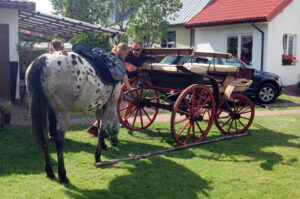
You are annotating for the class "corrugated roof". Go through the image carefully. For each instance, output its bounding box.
[19,10,123,39]
[167,0,211,25]
[185,0,293,28]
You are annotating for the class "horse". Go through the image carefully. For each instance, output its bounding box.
[25,50,122,183]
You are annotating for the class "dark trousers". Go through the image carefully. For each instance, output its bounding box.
[48,107,57,137]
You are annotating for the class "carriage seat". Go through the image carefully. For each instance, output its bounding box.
[72,43,126,85]
[143,62,238,75]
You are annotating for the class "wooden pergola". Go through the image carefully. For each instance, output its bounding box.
[18,10,122,39]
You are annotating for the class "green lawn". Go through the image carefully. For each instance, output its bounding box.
[0,114,299,198]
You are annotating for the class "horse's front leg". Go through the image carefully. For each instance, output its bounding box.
[55,129,69,184]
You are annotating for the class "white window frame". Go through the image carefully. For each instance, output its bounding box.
[283,34,297,56]
[226,34,253,64]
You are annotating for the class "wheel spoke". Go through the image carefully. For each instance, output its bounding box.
[177,120,190,137]
[142,88,152,100]
[195,89,204,107]
[120,97,135,103]
[239,110,252,115]
[221,117,231,128]
[195,120,204,135]
[119,105,131,112]
[175,116,189,124]
[132,108,139,127]
[227,119,234,133]
[139,108,144,128]
[176,109,192,117]
[124,106,138,121]
[184,123,192,144]
[237,118,246,128]
[240,116,250,120]
[192,122,196,143]
[184,97,192,112]
[234,119,238,133]
[142,107,152,122]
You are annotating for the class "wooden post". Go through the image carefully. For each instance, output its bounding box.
[94,132,249,167]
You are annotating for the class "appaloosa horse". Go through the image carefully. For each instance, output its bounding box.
[26,51,122,183]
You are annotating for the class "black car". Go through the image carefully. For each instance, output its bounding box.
[157,55,283,104]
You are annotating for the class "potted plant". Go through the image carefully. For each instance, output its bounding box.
[282,54,296,65]
[0,99,14,127]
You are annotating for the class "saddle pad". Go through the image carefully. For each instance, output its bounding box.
[72,43,126,85]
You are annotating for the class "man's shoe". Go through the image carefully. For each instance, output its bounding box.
[87,126,98,137]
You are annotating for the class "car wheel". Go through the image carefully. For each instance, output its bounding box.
[256,83,277,104]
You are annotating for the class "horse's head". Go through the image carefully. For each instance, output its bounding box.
[105,127,119,146]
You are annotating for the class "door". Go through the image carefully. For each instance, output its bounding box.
[0,24,10,98]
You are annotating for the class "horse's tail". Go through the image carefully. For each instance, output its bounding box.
[27,56,48,151]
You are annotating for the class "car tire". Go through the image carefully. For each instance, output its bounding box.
[256,83,277,104]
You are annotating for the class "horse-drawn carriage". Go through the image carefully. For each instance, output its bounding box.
[118,48,255,146]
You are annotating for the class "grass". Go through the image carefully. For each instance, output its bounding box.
[276,93,300,103]
[0,114,300,198]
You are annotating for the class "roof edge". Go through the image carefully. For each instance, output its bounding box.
[185,18,267,29]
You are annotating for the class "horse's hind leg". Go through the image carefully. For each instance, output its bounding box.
[44,143,55,179]
[55,128,69,184]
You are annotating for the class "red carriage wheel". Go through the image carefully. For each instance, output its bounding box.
[171,84,215,146]
[215,94,254,135]
[118,77,159,130]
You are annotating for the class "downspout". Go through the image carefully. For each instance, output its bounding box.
[190,29,193,48]
[251,22,264,71]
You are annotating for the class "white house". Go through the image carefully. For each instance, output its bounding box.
[0,0,120,103]
[0,0,35,103]
[185,0,300,85]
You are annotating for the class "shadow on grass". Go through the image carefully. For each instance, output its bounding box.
[197,123,300,171]
[63,157,212,199]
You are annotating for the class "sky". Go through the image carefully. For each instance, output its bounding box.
[31,0,54,14]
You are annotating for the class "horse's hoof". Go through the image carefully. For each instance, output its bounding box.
[60,177,70,184]
[47,173,55,179]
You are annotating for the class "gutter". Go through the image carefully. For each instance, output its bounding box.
[251,23,264,71]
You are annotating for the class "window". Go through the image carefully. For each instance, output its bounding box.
[282,34,297,65]
[226,34,253,65]
[161,31,176,48]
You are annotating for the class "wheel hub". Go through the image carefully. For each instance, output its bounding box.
[193,114,203,121]
[231,112,240,119]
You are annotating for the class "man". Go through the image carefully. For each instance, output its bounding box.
[125,41,148,72]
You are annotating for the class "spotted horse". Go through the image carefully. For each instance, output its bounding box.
[25,50,123,183]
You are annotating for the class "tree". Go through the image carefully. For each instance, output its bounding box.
[49,0,113,49]
[111,0,140,43]
[127,0,182,47]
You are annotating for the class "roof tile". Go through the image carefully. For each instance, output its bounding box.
[185,0,293,27]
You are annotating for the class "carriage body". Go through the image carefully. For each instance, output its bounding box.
[118,49,255,146]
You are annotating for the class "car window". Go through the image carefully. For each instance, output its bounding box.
[159,56,183,64]
[216,57,243,67]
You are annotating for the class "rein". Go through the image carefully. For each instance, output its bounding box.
[105,126,119,140]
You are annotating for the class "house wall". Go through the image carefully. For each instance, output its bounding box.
[194,24,268,72]
[169,26,191,48]
[0,8,20,100]
[267,0,300,85]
